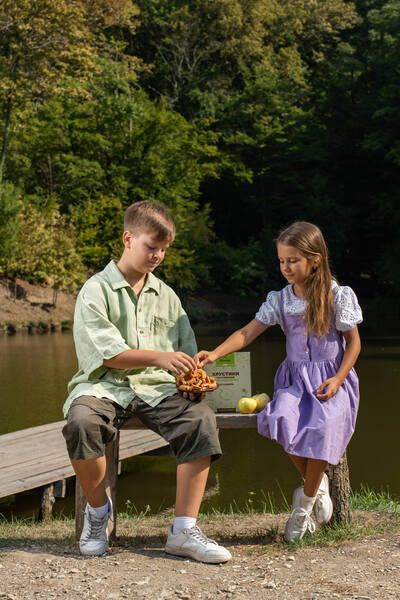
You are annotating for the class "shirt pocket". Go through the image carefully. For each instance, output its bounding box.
[152,315,180,349]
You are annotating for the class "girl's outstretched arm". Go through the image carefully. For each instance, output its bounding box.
[316,326,361,400]
[195,319,268,365]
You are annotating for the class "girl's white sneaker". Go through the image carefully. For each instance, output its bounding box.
[284,507,316,542]
[291,485,304,510]
[292,474,333,525]
[314,473,333,525]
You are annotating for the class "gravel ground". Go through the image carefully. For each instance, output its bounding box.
[1,512,399,600]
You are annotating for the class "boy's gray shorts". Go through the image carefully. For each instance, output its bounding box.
[62,394,222,464]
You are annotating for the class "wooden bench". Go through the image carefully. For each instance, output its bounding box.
[75,413,351,540]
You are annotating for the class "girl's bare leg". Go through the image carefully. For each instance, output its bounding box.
[288,454,307,479]
[303,458,327,497]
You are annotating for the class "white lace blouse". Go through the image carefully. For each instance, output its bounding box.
[255,281,363,332]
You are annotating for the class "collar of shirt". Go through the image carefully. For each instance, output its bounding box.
[102,260,161,295]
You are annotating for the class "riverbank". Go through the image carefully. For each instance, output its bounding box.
[0,278,261,334]
[1,508,400,599]
[1,277,399,336]
[0,279,75,333]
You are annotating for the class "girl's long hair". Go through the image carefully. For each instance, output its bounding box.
[277,221,334,337]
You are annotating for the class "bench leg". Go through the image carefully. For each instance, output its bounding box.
[327,452,351,524]
[75,432,120,541]
[40,484,56,521]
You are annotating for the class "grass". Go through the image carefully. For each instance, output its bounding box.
[201,483,291,516]
[350,485,400,513]
[1,488,400,550]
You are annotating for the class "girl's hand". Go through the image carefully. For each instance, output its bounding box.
[194,350,217,367]
[316,376,341,401]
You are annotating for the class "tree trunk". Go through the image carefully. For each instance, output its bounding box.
[52,288,58,307]
[327,452,351,524]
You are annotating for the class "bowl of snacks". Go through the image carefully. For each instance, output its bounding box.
[176,367,218,393]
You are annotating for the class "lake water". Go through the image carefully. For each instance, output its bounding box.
[0,331,399,518]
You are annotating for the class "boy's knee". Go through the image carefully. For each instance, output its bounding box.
[63,415,97,440]
[174,402,222,464]
[62,416,116,461]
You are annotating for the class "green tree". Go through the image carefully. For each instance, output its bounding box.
[6,203,84,303]
[0,182,20,269]
[0,0,137,187]
[7,58,219,289]
[70,195,124,270]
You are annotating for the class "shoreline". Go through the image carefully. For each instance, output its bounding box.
[1,278,399,337]
[0,277,262,335]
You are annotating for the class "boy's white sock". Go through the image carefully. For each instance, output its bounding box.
[299,492,316,514]
[88,500,109,519]
[172,516,197,534]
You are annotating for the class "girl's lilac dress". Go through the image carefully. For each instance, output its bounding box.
[256,282,362,465]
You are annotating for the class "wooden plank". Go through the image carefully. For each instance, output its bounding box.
[0,468,75,497]
[0,428,169,498]
[0,457,72,482]
[0,430,65,456]
[0,414,258,500]
[0,424,162,455]
[0,432,167,486]
[0,429,163,471]
[0,421,65,444]
[216,413,258,428]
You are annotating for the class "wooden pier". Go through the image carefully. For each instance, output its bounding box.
[0,414,257,509]
[0,420,169,517]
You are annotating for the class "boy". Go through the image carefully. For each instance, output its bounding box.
[62,201,231,564]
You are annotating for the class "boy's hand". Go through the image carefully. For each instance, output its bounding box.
[156,351,196,374]
[180,390,206,403]
[316,376,341,401]
[194,350,217,367]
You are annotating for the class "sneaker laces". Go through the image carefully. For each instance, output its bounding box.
[293,510,316,534]
[188,526,217,546]
[82,509,109,542]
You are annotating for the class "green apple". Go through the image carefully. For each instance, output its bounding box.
[237,396,258,414]
[251,392,270,411]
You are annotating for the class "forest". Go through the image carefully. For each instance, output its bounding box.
[0,1,399,312]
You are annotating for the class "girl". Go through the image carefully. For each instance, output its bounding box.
[196,221,362,542]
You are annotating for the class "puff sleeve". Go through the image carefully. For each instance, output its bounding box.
[333,285,363,331]
[255,291,281,327]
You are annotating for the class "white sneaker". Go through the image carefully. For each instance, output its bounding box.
[284,507,316,543]
[80,499,112,556]
[314,473,333,525]
[165,526,232,563]
[291,485,304,510]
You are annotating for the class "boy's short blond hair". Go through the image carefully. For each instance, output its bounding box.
[124,201,176,242]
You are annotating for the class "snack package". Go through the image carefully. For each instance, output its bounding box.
[204,352,252,412]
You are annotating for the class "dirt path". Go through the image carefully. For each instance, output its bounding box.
[1,513,399,600]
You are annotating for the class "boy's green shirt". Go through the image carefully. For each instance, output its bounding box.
[63,260,197,417]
